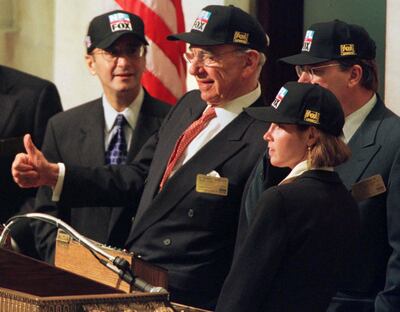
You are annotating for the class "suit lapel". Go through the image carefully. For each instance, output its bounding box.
[336,100,384,188]
[143,101,206,198]
[128,110,256,242]
[77,99,105,166]
[127,94,163,160]
[0,94,17,137]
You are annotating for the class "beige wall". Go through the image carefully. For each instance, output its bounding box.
[0,0,55,80]
[385,0,400,115]
[0,0,252,109]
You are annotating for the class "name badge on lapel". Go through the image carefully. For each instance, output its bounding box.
[351,174,386,202]
[196,174,229,196]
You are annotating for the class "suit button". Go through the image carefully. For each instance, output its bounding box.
[131,217,135,223]
[188,209,194,218]
[163,238,171,246]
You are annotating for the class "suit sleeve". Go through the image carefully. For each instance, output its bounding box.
[376,149,400,311]
[31,82,62,148]
[215,188,288,312]
[32,119,66,262]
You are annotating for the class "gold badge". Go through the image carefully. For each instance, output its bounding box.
[196,174,229,196]
[233,31,249,45]
[351,174,386,202]
[340,44,356,56]
[304,109,320,124]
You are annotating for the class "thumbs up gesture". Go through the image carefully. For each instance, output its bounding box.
[12,134,59,188]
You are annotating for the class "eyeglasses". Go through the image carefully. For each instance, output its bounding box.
[92,45,145,62]
[183,48,244,67]
[295,63,341,79]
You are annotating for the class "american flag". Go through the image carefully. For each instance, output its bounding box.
[115,0,186,105]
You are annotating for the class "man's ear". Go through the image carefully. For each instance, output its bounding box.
[242,50,261,78]
[348,64,363,88]
[85,54,97,76]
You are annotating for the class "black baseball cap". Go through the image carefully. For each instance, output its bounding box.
[245,82,344,136]
[85,10,148,53]
[167,5,269,53]
[280,19,376,65]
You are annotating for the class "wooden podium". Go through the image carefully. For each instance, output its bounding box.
[54,231,211,312]
[55,230,168,293]
[0,247,172,312]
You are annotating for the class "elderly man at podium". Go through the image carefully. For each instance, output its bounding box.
[11,5,283,310]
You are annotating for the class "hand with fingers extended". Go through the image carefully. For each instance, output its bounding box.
[12,134,60,188]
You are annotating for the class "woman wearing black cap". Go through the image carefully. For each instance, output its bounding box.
[215,82,360,312]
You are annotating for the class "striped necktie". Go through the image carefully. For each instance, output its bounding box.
[159,107,217,189]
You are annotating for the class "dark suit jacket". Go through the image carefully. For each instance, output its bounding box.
[33,92,170,262]
[215,170,361,312]
[58,90,267,309]
[0,65,62,222]
[327,97,400,312]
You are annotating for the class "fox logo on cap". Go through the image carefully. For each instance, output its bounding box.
[109,12,132,32]
[192,10,211,32]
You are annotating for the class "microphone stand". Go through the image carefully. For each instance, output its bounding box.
[0,213,166,294]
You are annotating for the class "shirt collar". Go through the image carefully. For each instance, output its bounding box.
[342,93,377,143]
[103,87,144,133]
[207,84,261,118]
[279,160,333,184]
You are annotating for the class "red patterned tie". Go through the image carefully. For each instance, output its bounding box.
[159,107,217,189]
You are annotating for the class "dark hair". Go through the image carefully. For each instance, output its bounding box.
[337,58,378,92]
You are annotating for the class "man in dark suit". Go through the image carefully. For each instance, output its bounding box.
[0,65,62,256]
[0,65,62,222]
[12,5,270,309]
[32,10,170,263]
[278,20,400,312]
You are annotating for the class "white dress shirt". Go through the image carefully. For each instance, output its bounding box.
[168,84,261,178]
[342,93,377,143]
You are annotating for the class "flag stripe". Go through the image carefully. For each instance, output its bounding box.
[141,0,178,33]
[142,71,177,105]
[116,0,186,104]
[118,0,185,77]
[146,39,185,98]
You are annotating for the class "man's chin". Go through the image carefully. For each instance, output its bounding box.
[198,90,221,105]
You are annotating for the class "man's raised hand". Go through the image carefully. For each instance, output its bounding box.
[12,134,59,188]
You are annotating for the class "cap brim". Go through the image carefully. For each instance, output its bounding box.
[95,32,148,51]
[279,52,330,65]
[167,31,224,46]
[245,107,298,124]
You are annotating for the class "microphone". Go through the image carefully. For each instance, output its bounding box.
[0,213,167,294]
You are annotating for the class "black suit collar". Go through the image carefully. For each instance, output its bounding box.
[76,99,106,166]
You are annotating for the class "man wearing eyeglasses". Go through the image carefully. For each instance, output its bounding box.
[279,20,400,312]
[31,10,170,263]
[12,5,271,309]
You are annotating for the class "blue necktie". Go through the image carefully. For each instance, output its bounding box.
[105,114,128,165]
